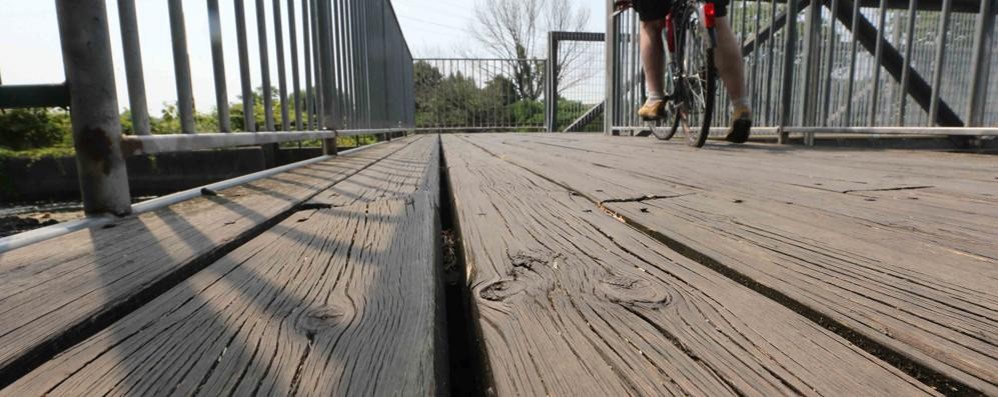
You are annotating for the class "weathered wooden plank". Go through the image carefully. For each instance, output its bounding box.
[462,133,998,394]
[4,192,443,396]
[442,135,935,396]
[0,138,424,384]
[308,134,439,207]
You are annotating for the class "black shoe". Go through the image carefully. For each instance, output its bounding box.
[725,108,752,143]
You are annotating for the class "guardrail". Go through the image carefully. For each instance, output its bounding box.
[605,0,997,142]
[0,0,414,216]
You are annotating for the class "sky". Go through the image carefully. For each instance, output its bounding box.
[0,0,606,115]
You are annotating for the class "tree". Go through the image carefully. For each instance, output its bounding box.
[469,0,591,100]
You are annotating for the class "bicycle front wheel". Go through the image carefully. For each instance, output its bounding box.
[677,7,716,148]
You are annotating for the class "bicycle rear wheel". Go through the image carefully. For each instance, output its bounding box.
[676,6,716,148]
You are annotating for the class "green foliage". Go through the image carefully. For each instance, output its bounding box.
[0,109,72,151]
[0,146,76,161]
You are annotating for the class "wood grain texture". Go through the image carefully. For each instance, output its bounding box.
[443,135,935,396]
[0,138,424,382]
[308,134,439,207]
[459,133,998,394]
[4,136,442,396]
[4,196,442,396]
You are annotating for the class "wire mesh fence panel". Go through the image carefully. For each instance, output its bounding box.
[608,8,646,133]
[989,19,998,127]
[413,58,546,132]
[548,32,606,132]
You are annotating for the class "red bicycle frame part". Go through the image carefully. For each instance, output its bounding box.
[665,13,676,53]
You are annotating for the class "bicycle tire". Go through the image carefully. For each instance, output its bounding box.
[651,107,677,140]
[676,5,715,148]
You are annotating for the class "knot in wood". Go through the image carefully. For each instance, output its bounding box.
[297,306,346,336]
[598,275,672,310]
[479,280,526,302]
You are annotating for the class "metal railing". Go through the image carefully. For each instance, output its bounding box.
[413,58,547,132]
[605,0,997,141]
[0,0,415,216]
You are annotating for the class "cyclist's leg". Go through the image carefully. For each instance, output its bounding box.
[711,0,753,142]
[640,19,666,102]
[634,0,671,119]
[714,18,746,106]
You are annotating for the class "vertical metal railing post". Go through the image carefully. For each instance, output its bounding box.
[168,0,196,133]
[317,0,337,130]
[967,0,996,127]
[354,0,364,129]
[867,0,888,126]
[311,0,335,154]
[302,0,313,130]
[605,0,617,135]
[342,0,355,128]
[309,0,325,133]
[929,0,953,126]
[235,0,256,132]
[801,0,822,145]
[764,0,777,125]
[546,32,559,132]
[55,0,132,216]
[821,0,840,126]
[335,0,349,128]
[256,0,275,131]
[273,0,290,132]
[117,0,151,135]
[778,0,799,143]
[898,0,918,126]
[844,0,860,126]
[362,0,372,129]
[288,0,303,131]
[749,0,762,113]
[207,0,231,132]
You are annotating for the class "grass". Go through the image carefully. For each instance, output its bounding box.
[0,146,76,161]
[278,134,381,149]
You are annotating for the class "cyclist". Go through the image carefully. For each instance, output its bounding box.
[617,0,751,143]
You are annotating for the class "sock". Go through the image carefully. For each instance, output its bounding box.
[647,91,665,102]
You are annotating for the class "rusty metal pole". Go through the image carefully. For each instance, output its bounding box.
[55,0,132,216]
[207,0,231,132]
[317,0,338,155]
[116,0,151,135]
[168,0,196,133]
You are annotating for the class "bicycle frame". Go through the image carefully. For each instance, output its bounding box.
[665,0,718,56]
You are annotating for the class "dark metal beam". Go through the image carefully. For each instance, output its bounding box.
[0,84,70,109]
[742,0,810,57]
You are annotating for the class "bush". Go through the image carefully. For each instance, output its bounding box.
[0,109,71,151]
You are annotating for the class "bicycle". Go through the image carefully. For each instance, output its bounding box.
[616,0,719,148]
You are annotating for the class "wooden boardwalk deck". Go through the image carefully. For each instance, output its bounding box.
[446,134,997,396]
[0,133,995,396]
